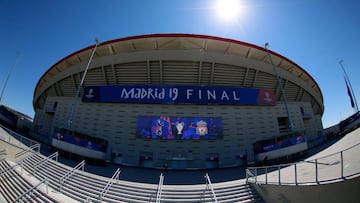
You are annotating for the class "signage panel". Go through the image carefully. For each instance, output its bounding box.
[82,85,276,105]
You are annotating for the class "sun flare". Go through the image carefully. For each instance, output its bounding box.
[215,0,242,21]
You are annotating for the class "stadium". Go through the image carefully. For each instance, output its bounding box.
[2,33,360,203]
[31,33,324,169]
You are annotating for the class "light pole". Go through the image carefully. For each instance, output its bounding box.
[0,53,20,105]
[264,43,293,132]
[67,38,100,130]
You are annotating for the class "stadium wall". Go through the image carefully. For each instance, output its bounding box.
[32,34,324,169]
[34,95,321,168]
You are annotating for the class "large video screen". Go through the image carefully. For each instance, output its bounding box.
[137,116,222,140]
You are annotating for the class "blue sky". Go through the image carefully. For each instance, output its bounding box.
[1,0,359,128]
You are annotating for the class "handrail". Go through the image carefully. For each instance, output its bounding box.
[1,153,39,177]
[0,149,6,156]
[32,151,58,175]
[0,125,41,161]
[312,140,360,159]
[246,168,255,184]
[14,177,49,202]
[246,137,360,185]
[15,143,41,158]
[204,173,218,203]
[0,160,20,178]
[0,124,40,150]
[98,168,121,202]
[59,160,85,192]
[155,173,164,203]
[18,152,42,175]
[0,163,18,178]
[17,151,39,164]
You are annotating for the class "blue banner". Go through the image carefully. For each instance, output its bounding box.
[82,85,276,105]
[254,134,307,154]
[54,130,108,152]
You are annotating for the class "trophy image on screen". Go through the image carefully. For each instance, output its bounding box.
[175,121,184,135]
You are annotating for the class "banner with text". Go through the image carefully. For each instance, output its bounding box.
[82,85,276,105]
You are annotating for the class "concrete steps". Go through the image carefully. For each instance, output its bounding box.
[0,126,265,202]
[14,152,264,202]
[0,160,58,203]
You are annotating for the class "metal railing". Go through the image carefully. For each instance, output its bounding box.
[155,173,164,203]
[59,160,85,192]
[98,168,121,202]
[14,177,49,202]
[0,149,6,156]
[246,140,360,185]
[0,124,40,150]
[32,151,58,175]
[1,153,40,177]
[0,160,19,178]
[17,152,40,175]
[203,173,218,203]
[15,143,40,158]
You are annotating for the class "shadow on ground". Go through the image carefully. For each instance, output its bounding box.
[38,137,341,185]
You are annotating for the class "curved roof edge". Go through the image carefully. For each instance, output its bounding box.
[33,33,323,105]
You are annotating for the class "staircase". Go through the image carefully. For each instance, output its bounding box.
[18,153,263,202]
[0,159,58,203]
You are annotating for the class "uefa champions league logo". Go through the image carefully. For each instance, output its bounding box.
[85,88,95,98]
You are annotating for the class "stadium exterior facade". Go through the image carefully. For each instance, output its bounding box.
[32,34,324,169]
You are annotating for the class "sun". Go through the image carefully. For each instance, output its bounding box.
[215,0,242,21]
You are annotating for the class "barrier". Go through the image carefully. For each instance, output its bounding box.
[0,124,40,151]
[203,173,218,203]
[246,139,360,185]
[32,151,58,175]
[0,160,19,177]
[14,178,49,202]
[0,153,38,177]
[59,160,85,192]
[97,168,121,202]
[155,173,164,203]
[15,143,40,158]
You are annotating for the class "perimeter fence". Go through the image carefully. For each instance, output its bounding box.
[246,140,360,185]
